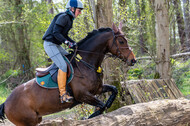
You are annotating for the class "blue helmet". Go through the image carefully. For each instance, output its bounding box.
[66,0,84,9]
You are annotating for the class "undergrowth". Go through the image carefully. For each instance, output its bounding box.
[127,58,190,97]
[0,83,11,104]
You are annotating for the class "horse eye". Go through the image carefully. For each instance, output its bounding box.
[119,41,124,44]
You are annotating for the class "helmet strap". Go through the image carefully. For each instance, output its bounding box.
[68,7,76,18]
[73,8,76,15]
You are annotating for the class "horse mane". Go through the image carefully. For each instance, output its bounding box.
[77,27,113,46]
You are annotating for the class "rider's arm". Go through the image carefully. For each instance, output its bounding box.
[53,14,69,44]
[65,35,75,43]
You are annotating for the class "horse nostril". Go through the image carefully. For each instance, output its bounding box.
[131,59,136,64]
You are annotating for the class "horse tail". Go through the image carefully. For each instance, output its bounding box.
[0,103,5,122]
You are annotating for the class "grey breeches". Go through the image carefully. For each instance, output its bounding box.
[44,41,68,72]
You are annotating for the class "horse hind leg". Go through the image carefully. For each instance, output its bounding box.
[0,103,5,122]
[6,107,39,126]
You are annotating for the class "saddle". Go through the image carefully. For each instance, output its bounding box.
[36,62,72,83]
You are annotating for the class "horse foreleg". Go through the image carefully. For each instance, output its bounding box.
[75,92,105,118]
[88,84,118,118]
[102,84,118,109]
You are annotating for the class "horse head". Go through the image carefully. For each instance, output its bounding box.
[108,22,136,66]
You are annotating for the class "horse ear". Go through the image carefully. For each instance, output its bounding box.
[112,22,118,33]
[119,21,123,30]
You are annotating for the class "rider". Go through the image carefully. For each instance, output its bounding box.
[42,0,84,103]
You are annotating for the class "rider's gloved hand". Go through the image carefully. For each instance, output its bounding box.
[65,40,77,49]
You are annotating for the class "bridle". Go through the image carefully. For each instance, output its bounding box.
[109,31,133,64]
[71,30,133,74]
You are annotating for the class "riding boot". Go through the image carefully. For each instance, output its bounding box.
[57,69,73,103]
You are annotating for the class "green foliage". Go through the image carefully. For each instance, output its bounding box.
[127,60,156,80]
[0,83,11,104]
[3,69,20,77]
[172,59,190,96]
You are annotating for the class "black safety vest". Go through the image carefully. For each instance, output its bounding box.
[42,12,74,45]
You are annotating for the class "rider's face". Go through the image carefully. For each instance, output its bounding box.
[71,8,82,18]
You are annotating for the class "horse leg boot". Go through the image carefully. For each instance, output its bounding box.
[75,92,105,118]
[57,69,73,103]
[88,85,118,119]
[102,84,118,109]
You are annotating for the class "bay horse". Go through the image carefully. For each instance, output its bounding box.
[0,23,136,126]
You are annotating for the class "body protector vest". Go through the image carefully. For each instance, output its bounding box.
[42,11,74,45]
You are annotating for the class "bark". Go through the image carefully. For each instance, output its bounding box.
[154,0,170,79]
[173,0,186,52]
[15,0,33,78]
[182,0,190,51]
[95,0,114,83]
[88,0,97,28]
[39,98,190,126]
[135,0,146,55]
[95,0,121,112]
[96,0,113,28]
[46,0,54,14]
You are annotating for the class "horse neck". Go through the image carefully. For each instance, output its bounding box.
[78,32,113,67]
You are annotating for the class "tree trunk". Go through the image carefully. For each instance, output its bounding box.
[15,0,33,78]
[46,0,54,14]
[173,0,186,52]
[95,0,121,111]
[96,0,113,28]
[135,0,146,55]
[154,0,170,79]
[39,99,190,126]
[182,0,190,51]
[88,0,97,28]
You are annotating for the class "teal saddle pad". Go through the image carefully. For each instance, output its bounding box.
[36,56,74,89]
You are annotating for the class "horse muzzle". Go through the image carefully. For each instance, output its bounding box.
[131,59,136,66]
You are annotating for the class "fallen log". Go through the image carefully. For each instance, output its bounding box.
[39,98,190,126]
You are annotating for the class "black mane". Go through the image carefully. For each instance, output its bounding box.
[77,27,113,46]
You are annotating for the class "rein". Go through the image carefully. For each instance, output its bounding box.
[71,31,133,75]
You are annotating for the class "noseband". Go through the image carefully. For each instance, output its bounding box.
[110,31,133,63]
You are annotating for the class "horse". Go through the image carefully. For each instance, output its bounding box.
[0,23,136,126]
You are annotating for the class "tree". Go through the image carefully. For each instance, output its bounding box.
[14,0,33,78]
[135,0,146,55]
[173,0,186,52]
[46,0,54,14]
[154,0,170,79]
[39,99,190,126]
[96,0,113,28]
[182,0,190,51]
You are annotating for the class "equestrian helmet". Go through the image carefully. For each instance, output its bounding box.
[66,0,84,9]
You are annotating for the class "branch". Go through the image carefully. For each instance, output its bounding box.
[0,21,22,26]
[137,52,190,60]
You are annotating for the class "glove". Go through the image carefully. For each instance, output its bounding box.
[65,40,77,49]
